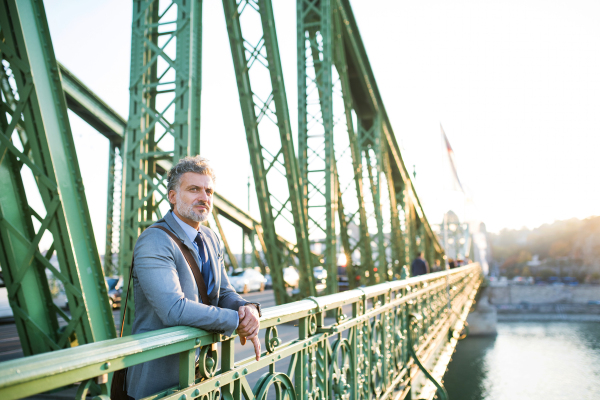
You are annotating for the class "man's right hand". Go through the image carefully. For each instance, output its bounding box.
[238,306,261,361]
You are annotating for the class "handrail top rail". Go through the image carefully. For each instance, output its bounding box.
[0,264,479,389]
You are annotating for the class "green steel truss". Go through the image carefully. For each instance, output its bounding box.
[297,0,444,292]
[222,0,315,304]
[121,0,203,332]
[297,0,338,294]
[335,0,445,271]
[0,0,449,365]
[58,63,126,277]
[0,0,115,355]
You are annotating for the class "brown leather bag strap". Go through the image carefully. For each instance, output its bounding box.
[150,225,211,305]
[119,256,135,338]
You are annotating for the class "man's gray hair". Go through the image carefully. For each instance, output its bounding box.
[167,156,216,210]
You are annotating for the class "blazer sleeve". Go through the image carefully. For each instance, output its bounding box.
[133,228,240,336]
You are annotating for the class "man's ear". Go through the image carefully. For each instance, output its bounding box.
[168,190,176,207]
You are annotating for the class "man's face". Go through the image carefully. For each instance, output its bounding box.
[169,172,214,224]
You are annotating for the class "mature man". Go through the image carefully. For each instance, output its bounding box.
[411,252,430,276]
[126,156,261,399]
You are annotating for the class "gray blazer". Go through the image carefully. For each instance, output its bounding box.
[126,211,247,399]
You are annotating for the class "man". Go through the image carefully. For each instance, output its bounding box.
[411,252,430,276]
[126,156,261,399]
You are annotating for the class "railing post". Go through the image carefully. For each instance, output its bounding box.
[296,316,309,400]
[222,339,235,400]
[179,349,196,389]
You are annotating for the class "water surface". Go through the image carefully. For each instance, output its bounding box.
[444,321,600,399]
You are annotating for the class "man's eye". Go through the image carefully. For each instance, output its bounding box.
[206,190,214,196]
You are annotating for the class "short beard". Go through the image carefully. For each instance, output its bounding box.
[175,191,210,222]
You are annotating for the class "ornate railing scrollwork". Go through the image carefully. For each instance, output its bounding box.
[197,343,219,379]
[265,326,282,353]
[329,337,352,400]
[370,318,384,397]
[254,372,296,400]
[408,313,449,400]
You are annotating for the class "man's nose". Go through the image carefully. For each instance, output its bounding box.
[199,189,209,201]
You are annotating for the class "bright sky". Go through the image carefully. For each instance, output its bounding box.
[41,0,600,252]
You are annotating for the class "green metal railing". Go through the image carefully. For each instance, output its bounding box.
[0,264,481,400]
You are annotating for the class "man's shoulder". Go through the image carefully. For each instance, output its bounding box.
[199,224,218,240]
[135,220,175,248]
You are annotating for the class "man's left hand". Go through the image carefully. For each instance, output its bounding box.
[237,305,261,360]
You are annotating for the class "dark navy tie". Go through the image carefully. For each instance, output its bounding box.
[194,233,214,295]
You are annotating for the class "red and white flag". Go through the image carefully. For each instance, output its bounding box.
[441,124,464,193]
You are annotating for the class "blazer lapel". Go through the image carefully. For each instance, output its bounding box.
[199,226,220,302]
[163,212,202,270]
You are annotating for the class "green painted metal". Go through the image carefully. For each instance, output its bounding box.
[121,0,203,333]
[58,62,126,143]
[296,0,447,292]
[297,0,337,295]
[382,150,405,280]
[0,0,116,353]
[333,166,357,288]
[331,17,374,288]
[358,116,390,285]
[335,0,445,267]
[222,0,315,304]
[104,142,122,276]
[58,64,125,276]
[0,130,59,356]
[299,0,388,291]
[0,264,482,400]
[56,64,126,277]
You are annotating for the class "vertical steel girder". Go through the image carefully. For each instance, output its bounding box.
[104,141,122,277]
[0,136,59,356]
[332,17,373,288]
[0,0,115,352]
[358,116,390,285]
[222,0,315,304]
[334,0,445,278]
[382,151,405,280]
[299,0,383,290]
[121,0,202,332]
[297,0,338,294]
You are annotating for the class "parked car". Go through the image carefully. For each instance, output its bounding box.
[105,276,123,309]
[0,276,13,320]
[282,267,300,288]
[228,269,266,293]
[313,266,327,283]
[264,274,272,289]
[337,265,350,291]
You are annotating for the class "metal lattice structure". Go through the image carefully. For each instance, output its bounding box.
[0,0,453,376]
[0,0,115,355]
[120,0,203,333]
[222,0,316,304]
[297,0,445,292]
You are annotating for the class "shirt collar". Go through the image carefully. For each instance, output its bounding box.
[171,210,200,243]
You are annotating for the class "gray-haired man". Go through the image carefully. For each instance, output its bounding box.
[126,156,261,399]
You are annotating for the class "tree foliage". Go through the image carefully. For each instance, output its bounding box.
[490,216,600,279]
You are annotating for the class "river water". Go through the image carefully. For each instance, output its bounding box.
[443,321,600,399]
